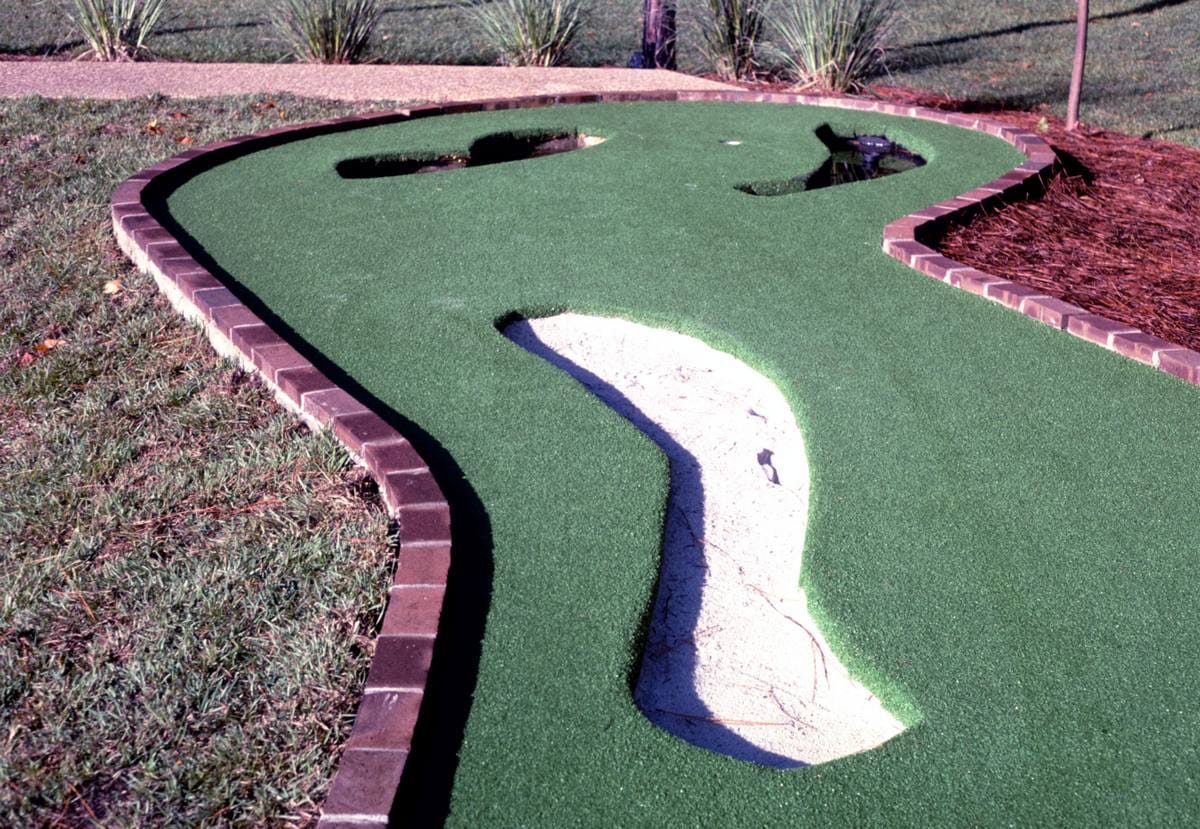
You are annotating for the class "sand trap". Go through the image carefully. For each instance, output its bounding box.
[505,313,903,767]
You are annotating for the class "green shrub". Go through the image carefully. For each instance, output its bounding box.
[772,0,897,92]
[701,0,771,81]
[272,0,382,64]
[469,0,586,67]
[69,0,166,61]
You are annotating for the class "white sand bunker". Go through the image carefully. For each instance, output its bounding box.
[505,313,903,767]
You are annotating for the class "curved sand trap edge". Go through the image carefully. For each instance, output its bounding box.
[505,313,903,767]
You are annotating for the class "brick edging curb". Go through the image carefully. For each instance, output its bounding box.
[873,121,1200,385]
[110,88,1200,828]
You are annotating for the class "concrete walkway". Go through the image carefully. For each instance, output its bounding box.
[0,61,734,101]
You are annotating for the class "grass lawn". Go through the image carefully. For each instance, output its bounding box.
[159,101,1200,824]
[0,94,414,825]
[3,1,1197,145]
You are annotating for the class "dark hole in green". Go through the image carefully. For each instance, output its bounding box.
[336,130,586,179]
[737,124,926,196]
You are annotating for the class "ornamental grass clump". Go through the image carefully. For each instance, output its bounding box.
[469,0,586,67]
[701,0,771,81]
[772,0,897,92]
[272,0,382,64]
[69,0,166,61]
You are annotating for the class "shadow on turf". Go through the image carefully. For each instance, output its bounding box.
[900,0,1190,52]
[143,150,800,827]
[505,315,804,771]
[1147,122,1200,140]
[834,0,1192,84]
[384,0,498,14]
[876,42,975,78]
[1,20,267,57]
[145,171,493,826]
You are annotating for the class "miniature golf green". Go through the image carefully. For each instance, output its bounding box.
[159,102,1200,825]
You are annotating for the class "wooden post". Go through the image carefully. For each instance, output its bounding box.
[642,0,677,69]
[1066,0,1089,130]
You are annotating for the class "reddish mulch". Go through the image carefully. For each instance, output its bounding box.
[730,78,1200,353]
[876,85,1200,353]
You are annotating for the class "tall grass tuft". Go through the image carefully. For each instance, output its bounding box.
[69,0,166,61]
[772,0,897,92]
[701,0,770,81]
[469,0,585,67]
[272,0,382,64]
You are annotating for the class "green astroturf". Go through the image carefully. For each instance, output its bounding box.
[162,103,1200,825]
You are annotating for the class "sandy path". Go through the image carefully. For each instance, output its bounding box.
[0,61,734,101]
[507,314,903,767]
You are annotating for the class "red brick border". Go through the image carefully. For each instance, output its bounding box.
[111,89,1200,828]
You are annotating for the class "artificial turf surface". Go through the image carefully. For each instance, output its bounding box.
[160,102,1200,825]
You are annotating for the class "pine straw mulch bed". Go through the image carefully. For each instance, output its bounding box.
[876,86,1200,354]
[733,80,1200,354]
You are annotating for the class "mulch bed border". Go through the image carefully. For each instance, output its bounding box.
[109,89,1200,828]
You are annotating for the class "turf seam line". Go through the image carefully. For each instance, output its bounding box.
[110,88,1200,829]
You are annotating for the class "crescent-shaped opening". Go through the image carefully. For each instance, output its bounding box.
[504,313,904,767]
[336,129,605,178]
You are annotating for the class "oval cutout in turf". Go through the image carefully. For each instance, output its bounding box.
[336,129,605,178]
